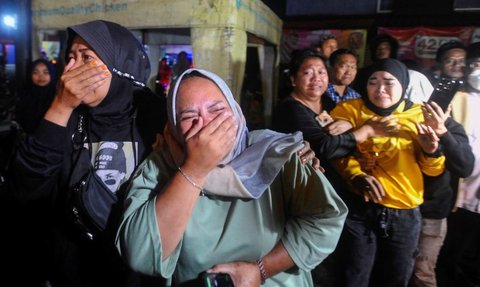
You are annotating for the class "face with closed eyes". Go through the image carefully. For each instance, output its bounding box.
[366,71,403,109]
[175,76,233,137]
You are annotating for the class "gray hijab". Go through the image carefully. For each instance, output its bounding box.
[166,68,304,198]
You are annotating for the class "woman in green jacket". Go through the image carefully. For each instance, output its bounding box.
[116,68,348,287]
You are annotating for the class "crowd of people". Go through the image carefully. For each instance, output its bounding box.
[0,19,479,287]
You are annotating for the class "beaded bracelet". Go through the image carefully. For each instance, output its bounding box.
[177,166,204,196]
[256,258,267,285]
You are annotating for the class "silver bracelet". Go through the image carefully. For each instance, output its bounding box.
[256,258,267,285]
[177,166,204,196]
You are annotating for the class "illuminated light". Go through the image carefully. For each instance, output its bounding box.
[3,15,17,29]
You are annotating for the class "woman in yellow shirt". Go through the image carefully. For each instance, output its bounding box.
[330,58,445,287]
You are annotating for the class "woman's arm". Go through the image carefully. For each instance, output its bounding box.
[12,119,69,201]
[156,112,237,258]
[207,241,294,287]
[44,58,110,127]
[441,119,474,177]
[422,102,474,177]
[206,154,348,286]
[273,99,357,161]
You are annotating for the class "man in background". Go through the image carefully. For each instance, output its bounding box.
[317,34,338,60]
[326,48,361,103]
[427,40,467,87]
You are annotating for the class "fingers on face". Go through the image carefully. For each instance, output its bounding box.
[185,117,204,140]
[64,61,110,88]
[207,113,238,148]
[82,65,110,87]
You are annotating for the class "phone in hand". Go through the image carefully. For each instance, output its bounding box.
[316,110,334,127]
[428,79,463,111]
[202,272,234,287]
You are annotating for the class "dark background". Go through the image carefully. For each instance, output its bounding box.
[261,0,480,29]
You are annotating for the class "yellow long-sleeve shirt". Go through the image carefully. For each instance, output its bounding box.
[330,99,445,209]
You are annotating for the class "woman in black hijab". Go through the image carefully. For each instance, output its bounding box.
[11,20,165,287]
[329,58,445,287]
[15,58,57,133]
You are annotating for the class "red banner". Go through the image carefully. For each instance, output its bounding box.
[378,26,477,69]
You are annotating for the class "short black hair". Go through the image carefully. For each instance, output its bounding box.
[319,34,337,46]
[329,48,358,67]
[370,34,399,61]
[435,40,466,62]
[288,48,326,78]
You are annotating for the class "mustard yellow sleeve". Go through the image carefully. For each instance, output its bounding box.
[330,154,365,182]
[330,99,363,128]
[418,152,446,177]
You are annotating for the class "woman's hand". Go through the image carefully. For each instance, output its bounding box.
[324,119,353,135]
[208,261,262,287]
[55,58,110,110]
[183,112,238,179]
[207,261,261,287]
[417,123,440,154]
[45,58,111,126]
[298,141,323,172]
[422,101,449,137]
[353,115,399,143]
[365,115,400,137]
[351,174,385,203]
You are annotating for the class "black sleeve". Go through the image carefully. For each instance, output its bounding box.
[12,118,70,201]
[441,118,474,178]
[134,88,167,158]
[272,97,357,161]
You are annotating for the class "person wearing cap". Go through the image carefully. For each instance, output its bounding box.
[329,58,445,287]
[10,20,167,287]
[115,68,348,287]
[436,42,480,287]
